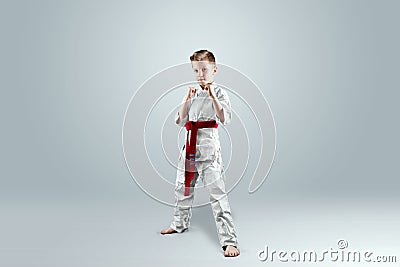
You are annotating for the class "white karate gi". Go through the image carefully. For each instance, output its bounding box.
[170,83,238,248]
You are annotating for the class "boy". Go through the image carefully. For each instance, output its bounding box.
[161,50,240,257]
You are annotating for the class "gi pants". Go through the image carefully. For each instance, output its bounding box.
[169,148,238,247]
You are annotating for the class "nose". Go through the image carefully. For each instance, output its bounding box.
[198,69,203,77]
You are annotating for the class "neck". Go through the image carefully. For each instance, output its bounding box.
[200,81,214,89]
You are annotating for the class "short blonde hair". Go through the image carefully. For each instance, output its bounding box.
[189,49,216,63]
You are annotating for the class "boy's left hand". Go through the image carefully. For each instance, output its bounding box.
[204,84,216,99]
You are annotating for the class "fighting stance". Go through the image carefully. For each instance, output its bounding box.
[161,50,240,257]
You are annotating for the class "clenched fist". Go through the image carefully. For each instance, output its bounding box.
[204,83,216,99]
[185,86,197,100]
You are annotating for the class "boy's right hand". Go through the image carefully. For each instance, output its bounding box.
[185,86,196,100]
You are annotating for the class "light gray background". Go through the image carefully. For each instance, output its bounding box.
[1,0,399,266]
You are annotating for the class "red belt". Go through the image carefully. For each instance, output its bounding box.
[184,120,218,196]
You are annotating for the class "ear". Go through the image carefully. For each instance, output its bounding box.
[213,65,218,74]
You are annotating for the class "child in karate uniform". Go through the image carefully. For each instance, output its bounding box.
[161,50,239,257]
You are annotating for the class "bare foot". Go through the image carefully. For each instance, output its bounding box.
[224,245,240,257]
[160,227,177,235]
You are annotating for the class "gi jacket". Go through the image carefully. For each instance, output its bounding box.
[175,83,232,162]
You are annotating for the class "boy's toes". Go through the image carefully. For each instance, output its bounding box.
[224,245,240,257]
[160,227,177,235]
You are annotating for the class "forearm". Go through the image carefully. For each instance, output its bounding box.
[211,96,225,124]
[176,97,190,124]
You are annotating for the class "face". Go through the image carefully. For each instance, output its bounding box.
[191,60,217,86]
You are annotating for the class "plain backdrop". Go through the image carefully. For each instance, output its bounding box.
[1,1,399,266]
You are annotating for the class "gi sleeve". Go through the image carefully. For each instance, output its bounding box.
[216,88,232,126]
